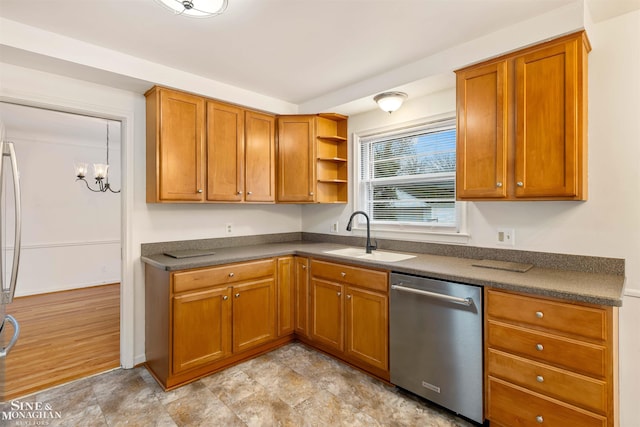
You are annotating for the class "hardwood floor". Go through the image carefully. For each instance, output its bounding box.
[1,284,120,401]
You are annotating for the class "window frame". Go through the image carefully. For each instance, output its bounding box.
[352,115,469,244]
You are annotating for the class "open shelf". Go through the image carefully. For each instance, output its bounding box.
[315,114,348,204]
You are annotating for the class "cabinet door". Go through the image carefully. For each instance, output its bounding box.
[310,278,344,352]
[172,287,232,374]
[232,278,276,353]
[158,89,205,201]
[245,111,276,202]
[345,286,388,371]
[294,257,310,337]
[206,101,244,201]
[514,39,580,198]
[277,116,315,202]
[456,61,508,199]
[276,257,295,337]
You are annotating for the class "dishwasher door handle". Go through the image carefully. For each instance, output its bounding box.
[391,283,473,306]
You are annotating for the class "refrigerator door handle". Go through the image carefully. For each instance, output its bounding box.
[1,142,21,305]
[0,315,20,358]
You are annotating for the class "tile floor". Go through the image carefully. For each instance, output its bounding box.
[1,343,476,426]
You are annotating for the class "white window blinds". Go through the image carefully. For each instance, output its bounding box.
[358,119,457,227]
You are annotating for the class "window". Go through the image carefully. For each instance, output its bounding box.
[355,118,464,235]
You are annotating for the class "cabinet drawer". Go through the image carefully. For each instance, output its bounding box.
[487,289,606,341]
[310,259,387,292]
[488,349,606,413]
[173,259,276,293]
[488,320,606,378]
[488,377,606,427]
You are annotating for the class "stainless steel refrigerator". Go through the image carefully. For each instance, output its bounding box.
[0,119,21,360]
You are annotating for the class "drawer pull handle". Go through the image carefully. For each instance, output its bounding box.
[536,375,544,383]
[229,272,235,277]
[536,344,544,351]
[235,293,240,298]
[536,415,544,423]
[536,311,544,319]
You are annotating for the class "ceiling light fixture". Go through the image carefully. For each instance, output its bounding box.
[155,0,228,18]
[374,92,408,114]
[74,121,120,194]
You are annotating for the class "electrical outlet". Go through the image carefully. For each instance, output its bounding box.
[225,223,233,235]
[330,221,339,233]
[497,228,515,246]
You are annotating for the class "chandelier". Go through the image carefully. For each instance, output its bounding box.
[74,121,120,193]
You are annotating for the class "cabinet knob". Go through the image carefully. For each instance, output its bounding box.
[247,191,252,195]
[235,293,240,298]
[340,272,346,278]
[536,311,544,319]
[496,182,503,188]
[536,415,544,424]
[301,265,307,270]
[517,181,524,187]
[197,189,203,193]
[237,191,243,195]
[223,295,228,301]
[536,343,544,351]
[347,294,352,299]
[337,292,341,297]
[229,272,235,277]
[309,192,314,196]
[536,375,544,383]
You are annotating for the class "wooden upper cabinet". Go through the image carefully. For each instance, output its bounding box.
[206,101,244,202]
[277,115,315,202]
[277,114,349,203]
[146,86,276,204]
[514,37,585,198]
[455,31,589,201]
[245,111,276,202]
[456,61,508,199]
[146,87,205,202]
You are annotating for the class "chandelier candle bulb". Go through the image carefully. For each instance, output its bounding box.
[74,163,88,179]
[93,164,109,180]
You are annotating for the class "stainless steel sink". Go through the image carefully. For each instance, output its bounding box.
[323,247,416,263]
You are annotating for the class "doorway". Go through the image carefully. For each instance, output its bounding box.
[0,103,122,399]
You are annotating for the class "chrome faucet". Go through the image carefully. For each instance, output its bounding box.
[346,211,377,254]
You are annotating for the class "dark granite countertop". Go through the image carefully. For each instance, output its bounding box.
[141,240,625,307]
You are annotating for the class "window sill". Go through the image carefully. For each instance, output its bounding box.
[349,225,470,245]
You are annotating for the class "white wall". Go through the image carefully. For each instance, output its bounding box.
[304,9,640,424]
[0,105,121,296]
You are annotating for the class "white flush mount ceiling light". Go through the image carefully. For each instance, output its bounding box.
[155,0,228,18]
[374,92,408,114]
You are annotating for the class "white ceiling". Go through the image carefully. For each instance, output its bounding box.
[0,0,638,115]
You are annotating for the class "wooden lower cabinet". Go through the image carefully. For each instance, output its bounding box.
[345,286,388,372]
[308,259,389,379]
[276,257,295,337]
[485,289,618,427]
[145,258,289,390]
[172,286,232,374]
[231,278,276,352]
[293,256,310,337]
[310,278,344,352]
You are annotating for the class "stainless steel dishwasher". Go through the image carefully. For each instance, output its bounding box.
[390,272,483,424]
